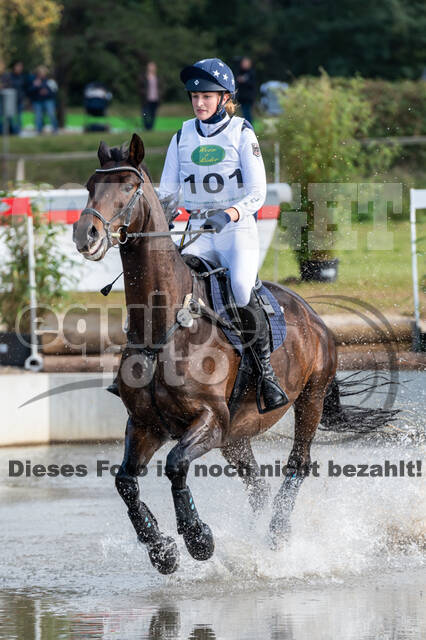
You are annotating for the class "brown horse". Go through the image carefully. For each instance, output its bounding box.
[73,134,395,574]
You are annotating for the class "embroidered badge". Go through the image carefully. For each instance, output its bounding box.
[251,143,261,157]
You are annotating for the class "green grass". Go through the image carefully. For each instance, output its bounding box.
[260,216,426,316]
[20,101,264,136]
[9,129,172,154]
[69,219,425,319]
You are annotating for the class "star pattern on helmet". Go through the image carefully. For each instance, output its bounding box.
[213,69,220,77]
[194,79,199,85]
[223,73,228,80]
[218,62,224,67]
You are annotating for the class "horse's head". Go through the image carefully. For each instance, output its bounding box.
[73,133,147,260]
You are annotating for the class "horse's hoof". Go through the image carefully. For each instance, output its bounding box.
[147,535,180,574]
[183,521,214,561]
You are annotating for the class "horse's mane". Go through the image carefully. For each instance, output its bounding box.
[108,142,152,182]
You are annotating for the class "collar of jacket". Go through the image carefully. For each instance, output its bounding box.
[197,112,230,137]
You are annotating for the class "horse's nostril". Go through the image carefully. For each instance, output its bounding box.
[88,225,98,240]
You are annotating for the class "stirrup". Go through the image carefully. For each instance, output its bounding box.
[256,373,289,414]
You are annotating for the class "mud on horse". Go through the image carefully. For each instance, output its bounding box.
[73,134,398,574]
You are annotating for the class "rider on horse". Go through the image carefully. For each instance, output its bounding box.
[159,58,289,412]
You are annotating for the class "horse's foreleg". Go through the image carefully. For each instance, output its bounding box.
[115,417,179,574]
[221,437,270,513]
[165,408,222,561]
[270,380,324,548]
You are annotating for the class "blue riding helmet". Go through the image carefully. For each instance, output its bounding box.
[180,58,235,95]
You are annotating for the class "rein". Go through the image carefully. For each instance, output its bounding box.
[81,164,214,247]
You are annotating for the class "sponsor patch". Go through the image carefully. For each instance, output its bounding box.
[191,145,225,165]
[251,143,261,157]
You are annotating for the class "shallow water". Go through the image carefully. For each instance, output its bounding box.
[0,372,424,639]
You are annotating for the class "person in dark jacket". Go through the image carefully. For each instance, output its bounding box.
[236,57,256,124]
[5,61,28,134]
[27,66,58,134]
[140,62,162,131]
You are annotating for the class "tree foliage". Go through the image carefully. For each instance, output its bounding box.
[2,0,425,101]
[0,0,62,66]
[53,0,216,104]
[274,72,398,262]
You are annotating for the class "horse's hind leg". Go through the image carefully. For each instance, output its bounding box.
[115,417,179,575]
[269,377,324,548]
[221,438,270,512]
[165,409,222,562]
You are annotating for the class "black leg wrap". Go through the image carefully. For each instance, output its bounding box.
[269,473,304,548]
[248,478,271,513]
[172,487,214,561]
[128,502,161,545]
[116,470,179,575]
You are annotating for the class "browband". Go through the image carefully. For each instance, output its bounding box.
[96,166,144,182]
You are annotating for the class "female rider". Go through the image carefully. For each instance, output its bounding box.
[158,58,288,412]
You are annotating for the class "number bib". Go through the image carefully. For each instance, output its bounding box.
[178,117,247,210]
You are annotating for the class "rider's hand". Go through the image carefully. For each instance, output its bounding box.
[202,210,231,233]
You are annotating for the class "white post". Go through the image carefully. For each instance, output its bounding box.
[273,143,281,281]
[274,142,280,183]
[410,188,421,351]
[16,157,25,182]
[24,211,43,371]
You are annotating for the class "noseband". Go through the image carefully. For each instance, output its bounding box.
[80,166,146,247]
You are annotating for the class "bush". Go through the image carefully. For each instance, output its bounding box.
[274,71,398,264]
[361,79,426,137]
[0,196,79,332]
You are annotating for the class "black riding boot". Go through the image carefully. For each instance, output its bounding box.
[238,290,289,412]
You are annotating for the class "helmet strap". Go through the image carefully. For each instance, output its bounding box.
[202,92,228,124]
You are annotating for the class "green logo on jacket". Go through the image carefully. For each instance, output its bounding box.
[191,145,226,165]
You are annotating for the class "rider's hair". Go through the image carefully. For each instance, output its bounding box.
[224,94,238,116]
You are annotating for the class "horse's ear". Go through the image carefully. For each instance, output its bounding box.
[128,133,145,168]
[98,141,111,166]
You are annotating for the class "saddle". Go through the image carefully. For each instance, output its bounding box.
[183,254,287,420]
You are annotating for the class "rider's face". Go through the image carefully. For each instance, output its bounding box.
[191,92,225,120]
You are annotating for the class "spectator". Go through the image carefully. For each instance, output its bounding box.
[84,82,112,117]
[236,57,256,124]
[5,61,29,134]
[27,66,58,134]
[83,81,113,132]
[140,62,161,131]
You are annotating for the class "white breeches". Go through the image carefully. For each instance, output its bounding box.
[182,215,259,306]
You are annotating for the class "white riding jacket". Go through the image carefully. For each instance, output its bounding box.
[158,114,266,220]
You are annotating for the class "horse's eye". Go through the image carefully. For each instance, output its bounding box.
[123,184,133,192]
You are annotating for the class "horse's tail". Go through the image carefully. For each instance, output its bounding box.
[320,372,400,434]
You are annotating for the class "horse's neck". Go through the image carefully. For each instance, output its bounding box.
[120,193,192,344]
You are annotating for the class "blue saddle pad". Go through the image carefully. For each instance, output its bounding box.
[196,258,287,356]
